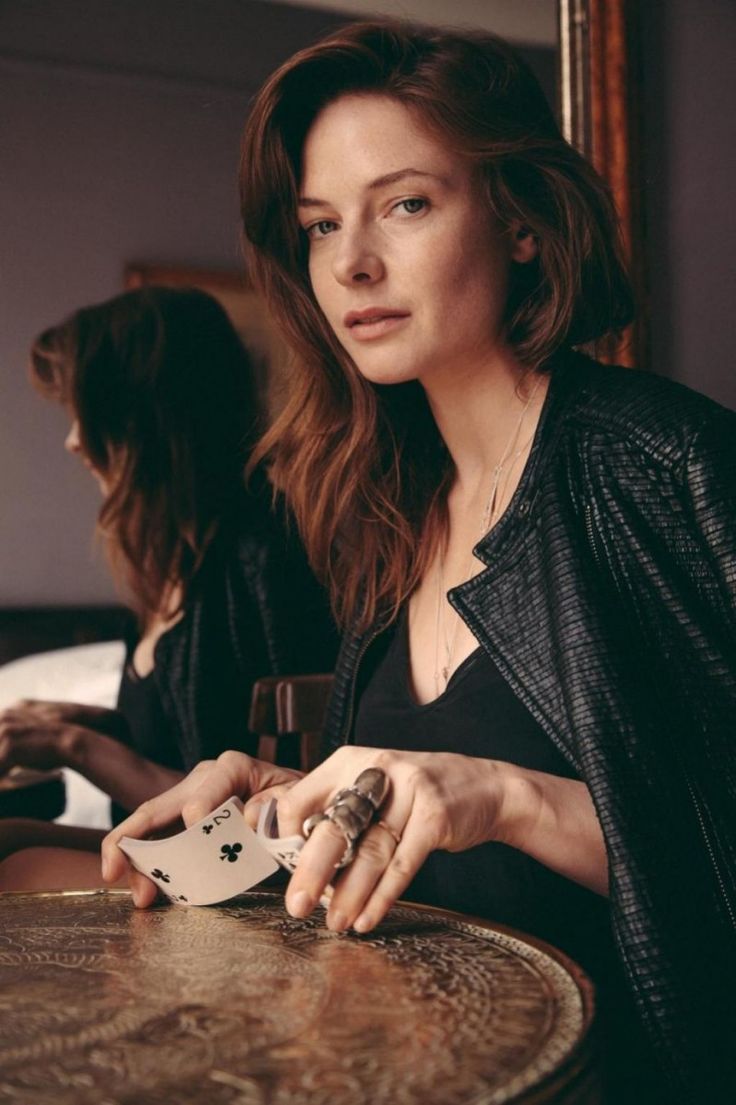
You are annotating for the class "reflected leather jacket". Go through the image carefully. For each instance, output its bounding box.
[149,485,339,772]
[322,353,736,1102]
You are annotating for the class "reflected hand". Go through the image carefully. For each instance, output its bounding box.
[101,750,303,907]
[0,699,92,775]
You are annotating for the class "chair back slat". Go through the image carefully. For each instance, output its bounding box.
[249,674,334,773]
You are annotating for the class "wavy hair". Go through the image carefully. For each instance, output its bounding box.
[240,19,634,630]
[30,286,259,619]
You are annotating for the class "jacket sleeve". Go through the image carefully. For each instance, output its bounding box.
[683,405,736,625]
[641,404,736,1099]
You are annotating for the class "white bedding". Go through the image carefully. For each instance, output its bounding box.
[0,640,126,829]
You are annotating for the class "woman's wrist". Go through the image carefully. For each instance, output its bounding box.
[58,724,90,771]
[489,759,544,850]
[489,760,609,896]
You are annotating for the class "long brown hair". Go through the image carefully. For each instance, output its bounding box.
[30,287,259,619]
[240,19,634,630]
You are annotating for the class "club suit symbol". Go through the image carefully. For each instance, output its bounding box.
[151,869,171,883]
[220,843,243,863]
[202,824,214,835]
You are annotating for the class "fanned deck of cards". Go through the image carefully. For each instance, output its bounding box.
[118,796,310,906]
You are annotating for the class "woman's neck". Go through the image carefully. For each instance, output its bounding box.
[422,346,548,496]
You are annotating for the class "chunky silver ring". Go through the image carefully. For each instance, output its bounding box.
[302,810,357,869]
[302,767,389,870]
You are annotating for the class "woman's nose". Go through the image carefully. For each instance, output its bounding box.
[64,420,81,454]
[331,229,384,287]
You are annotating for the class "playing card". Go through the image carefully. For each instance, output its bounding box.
[256,798,332,908]
[255,797,307,873]
[118,796,278,906]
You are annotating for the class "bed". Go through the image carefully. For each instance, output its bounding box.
[0,606,133,828]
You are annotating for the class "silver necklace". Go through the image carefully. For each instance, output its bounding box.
[433,377,542,698]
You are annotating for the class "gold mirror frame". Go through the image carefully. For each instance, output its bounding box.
[559,0,645,368]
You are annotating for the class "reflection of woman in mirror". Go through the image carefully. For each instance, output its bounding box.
[105,22,735,1102]
[0,286,336,887]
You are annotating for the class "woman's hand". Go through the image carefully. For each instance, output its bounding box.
[274,745,609,934]
[0,698,183,814]
[274,746,520,934]
[101,751,303,906]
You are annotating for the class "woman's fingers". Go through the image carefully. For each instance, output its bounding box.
[274,750,383,917]
[128,867,158,908]
[102,752,304,893]
[179,753,250,827]
[181,752,301,827]
[285,807,427,933]
[284,816,354,919]
[282,756,424,930]
[274,746,381,838]
[350,815,429,932]
[101,761,216,882]
[323,817,403,931]
[242,781,299,830]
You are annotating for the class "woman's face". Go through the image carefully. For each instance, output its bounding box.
[64,418,109,495]
[299,94,528,389]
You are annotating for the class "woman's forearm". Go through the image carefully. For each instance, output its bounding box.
[497,764,609,897]
[63,727,184,813]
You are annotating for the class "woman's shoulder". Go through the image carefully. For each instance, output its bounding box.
[560,352,735,471]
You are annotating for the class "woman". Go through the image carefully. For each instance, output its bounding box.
[0,285,336,888]
[104,23,736,1101]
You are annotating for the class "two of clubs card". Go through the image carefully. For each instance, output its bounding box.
[118,796,311,907]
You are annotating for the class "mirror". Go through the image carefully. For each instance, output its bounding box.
[0,0,642,612]
[560,0,645,368]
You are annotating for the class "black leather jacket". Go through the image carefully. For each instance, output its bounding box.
[322,353,736,1102]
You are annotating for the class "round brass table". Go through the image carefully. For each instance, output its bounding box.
[0,890,598,1104]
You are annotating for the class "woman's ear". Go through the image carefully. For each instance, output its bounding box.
[509,222,539,264]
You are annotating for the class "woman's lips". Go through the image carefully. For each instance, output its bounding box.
[345,310,410,341]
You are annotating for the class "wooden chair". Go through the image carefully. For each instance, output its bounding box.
[248,674,334,773]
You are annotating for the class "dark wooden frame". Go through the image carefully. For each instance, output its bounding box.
[559,0,647,369]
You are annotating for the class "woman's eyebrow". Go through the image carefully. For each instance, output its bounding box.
[299,168,446,207]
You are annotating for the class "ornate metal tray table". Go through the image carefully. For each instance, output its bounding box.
[0,890,597,1104]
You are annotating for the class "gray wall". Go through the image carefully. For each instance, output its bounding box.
[640,0,736,407]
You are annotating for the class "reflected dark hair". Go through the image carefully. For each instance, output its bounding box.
[30,286,259,618]
[240,19,634,629]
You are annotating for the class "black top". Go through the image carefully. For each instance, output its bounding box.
[116,657,180,771]
[354,611,662,1098]
[110,654,183,827]
[354,612,613,978]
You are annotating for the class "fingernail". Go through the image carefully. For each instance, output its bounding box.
[353,912,372,933]
[288,890,313,918]
[101,857,110,881]
[328,910,347,932]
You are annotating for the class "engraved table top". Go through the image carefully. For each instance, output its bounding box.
[0,890,594,1104]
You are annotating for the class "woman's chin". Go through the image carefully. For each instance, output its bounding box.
[350,358,424,388]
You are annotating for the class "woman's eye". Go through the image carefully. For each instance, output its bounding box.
[394,198,427,216]
[305,220,338,239]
